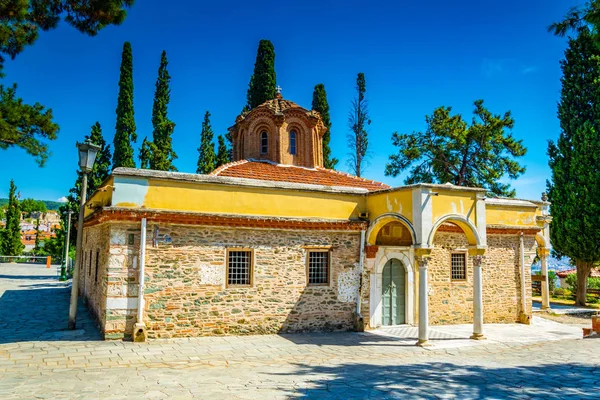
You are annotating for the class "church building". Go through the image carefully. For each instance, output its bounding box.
[80,92,552,344]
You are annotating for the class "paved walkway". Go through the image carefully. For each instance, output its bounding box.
[1,263,599,399]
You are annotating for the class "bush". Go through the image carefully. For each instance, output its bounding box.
[553,287,567,296]
[565,273,600,292]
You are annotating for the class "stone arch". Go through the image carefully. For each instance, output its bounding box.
[370,250,415,327]
[427,214,482,247]
[535,232,547,248]
[367,213,416,246]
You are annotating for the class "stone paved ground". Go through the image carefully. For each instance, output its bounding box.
[1,263,600,399]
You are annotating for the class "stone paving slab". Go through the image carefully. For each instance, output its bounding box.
[1,263,600,398]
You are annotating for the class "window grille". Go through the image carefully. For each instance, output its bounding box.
[308,250,329,285]
[451,253,466,280]
[290,130,297,155]
[260,132,268,154]
[228,250,252,286]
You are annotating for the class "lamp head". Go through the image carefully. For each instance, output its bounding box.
[76,139,101,173]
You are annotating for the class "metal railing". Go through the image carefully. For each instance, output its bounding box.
[0,255,56,264]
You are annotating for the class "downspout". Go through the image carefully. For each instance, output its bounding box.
[133,218,147,342]
[355,229,366,331]
[519,232,528,323]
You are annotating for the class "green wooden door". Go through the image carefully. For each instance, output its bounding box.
[382,259,406,325]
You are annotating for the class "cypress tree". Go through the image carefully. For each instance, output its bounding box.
[347,72,370,177]
[148,50,177,171]
[139,137,152,169]
[0,180,24,256]
[547,27,600,305]
[246,40,277,110]
[312,84,338,169]
[215,135,231,168]
[112,41,136,168]
[62,122,112,247]
[196,111,217,174]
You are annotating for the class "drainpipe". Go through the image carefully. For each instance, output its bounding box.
[133,218,147,342]
[355,229,366,332]
[357,230,366,315]
[519,232,527,319]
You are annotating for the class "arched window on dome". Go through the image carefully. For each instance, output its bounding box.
[289,130,297,155]
[260,131,268,154]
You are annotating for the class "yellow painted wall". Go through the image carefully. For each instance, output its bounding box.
[84,177,114,218]
[431,191,476,224]
[366,190,413,223]
[486,205,539,227]
[139,179,365,220]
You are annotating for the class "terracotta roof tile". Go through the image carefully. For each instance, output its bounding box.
[556,268,600,278]
[210,160,390,191]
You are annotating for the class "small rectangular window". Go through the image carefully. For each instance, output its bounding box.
[260,132,268,154]
[227,250,253,286]
[451,253,466,280]
[290,131,297,155]
[89,250,93,277]
[308,250,330,285]
[95,250,99,283]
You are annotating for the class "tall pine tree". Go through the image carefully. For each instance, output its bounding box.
[215,135,230,168]
[112,41,136,168]
[246,40,276,110]
[61,122,112,247]
[547,27,600,305]
[139,137,152,169]
[0,180,24,256]
[147,50,177,171]
[197,112,217,174]
[312,84,338,169]
[347,73,370,177]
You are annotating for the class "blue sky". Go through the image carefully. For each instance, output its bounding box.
[0,0,583,201]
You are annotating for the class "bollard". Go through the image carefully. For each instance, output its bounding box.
[46,256,51,268]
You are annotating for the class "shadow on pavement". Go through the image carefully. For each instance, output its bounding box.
[271,361,596,398]
[0,285,101,344]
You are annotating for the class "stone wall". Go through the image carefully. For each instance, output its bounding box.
[79,223,110,332]
[428,232,536,324]
[104,222,361,339]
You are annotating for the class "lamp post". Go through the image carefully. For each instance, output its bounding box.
[68,139,100,330]
[59,209,73,281]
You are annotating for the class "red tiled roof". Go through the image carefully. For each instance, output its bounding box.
[556,268,600,278]
[211,160,390,191]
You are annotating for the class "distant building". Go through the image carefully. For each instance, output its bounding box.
[557,268,600,288]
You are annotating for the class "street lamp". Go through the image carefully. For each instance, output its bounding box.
[68,139,100,330]
[59,209,73,281]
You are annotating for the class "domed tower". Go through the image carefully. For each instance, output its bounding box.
[229,92,327,168]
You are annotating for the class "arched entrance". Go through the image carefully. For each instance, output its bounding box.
[381,258,406,325]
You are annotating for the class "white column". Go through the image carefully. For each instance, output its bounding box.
[540,250,551,310]
[416,256,430,346]
[471,255,485,340]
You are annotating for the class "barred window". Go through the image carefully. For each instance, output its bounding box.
[227,250,253,286]
[451,253,466,280]
[260,131,268,154]
[308,250,330,285]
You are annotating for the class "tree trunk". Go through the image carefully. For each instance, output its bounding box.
[575,260,592,306]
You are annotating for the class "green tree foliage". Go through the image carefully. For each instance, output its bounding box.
[385,100,526,197]
[215,135,230,168]
[197,111,216,174]
[0,84,59,166]
[246,40,276,110]
[0,1,134,74]
[0,1,133,166]
[0,180,24,256]
[347,73,370,177]
[145,50,177,171]
[549,1,600,40]
[312,84,338,169]
[139,137,152,169]
[61,122,112,247]
[548,28,600,306]
[112,41,136,168]
[20,198,47,215]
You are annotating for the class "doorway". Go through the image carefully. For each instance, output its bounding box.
[382,258,406,325]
